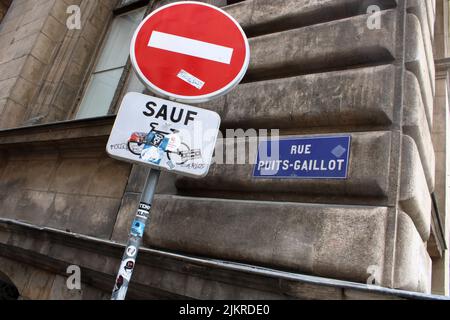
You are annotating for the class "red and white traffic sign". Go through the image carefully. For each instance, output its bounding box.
[130,1,250,103]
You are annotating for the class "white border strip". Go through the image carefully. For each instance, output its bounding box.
[148,31,233,64]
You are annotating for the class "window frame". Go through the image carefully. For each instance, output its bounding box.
[71,0,151,120]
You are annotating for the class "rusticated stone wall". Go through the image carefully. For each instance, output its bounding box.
[0,0,447,299]
[112,0,438,294]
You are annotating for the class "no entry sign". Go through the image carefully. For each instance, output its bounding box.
[111,2,246,301]
[130,1,250,103]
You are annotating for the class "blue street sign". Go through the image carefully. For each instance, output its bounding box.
[253,136,351,179]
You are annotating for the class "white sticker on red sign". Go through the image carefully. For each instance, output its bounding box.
[130,1,250,103]
[107,92,221,178]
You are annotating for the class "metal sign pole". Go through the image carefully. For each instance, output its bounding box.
[109,1,241,302]
[111,169,161,300]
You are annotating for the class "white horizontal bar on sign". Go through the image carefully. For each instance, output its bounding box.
[148,31,234,65]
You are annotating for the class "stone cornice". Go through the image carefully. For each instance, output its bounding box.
[0,116,115,148]
[0,218,448,300]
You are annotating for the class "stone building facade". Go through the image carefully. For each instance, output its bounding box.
[0,0,449,299]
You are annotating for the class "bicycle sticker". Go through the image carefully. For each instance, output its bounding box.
[127,122,203,166]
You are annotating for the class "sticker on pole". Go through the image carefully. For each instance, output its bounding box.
[107,92,221,178]
[130,1,250,103]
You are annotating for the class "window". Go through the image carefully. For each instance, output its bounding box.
[0,0,12,23]
[76,7,146,119]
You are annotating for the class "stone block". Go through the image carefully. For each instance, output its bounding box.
[136,196,432,293]
[48,275,83,300]
[0,188,21,220]
[10,76,38,109]
[125,165,177,195]
[408,0,433,42]
[11,17,46,43]
[20,0,53,26]
[51,82,78,113]
[0,98,5,116]
[0,78,17,100]
[88,0,114,28]
[435,77,447,98]
[6,147,59,162]
[400,135,432,241]
[0,56,26,82]
[111,192,140,243]
[70,36,96,71]
[425,0,436,40]
[224,0,397,36]
[200,65,395,129]
[49,158,100,195]
[31,32,56,65]
[177,132,392,200]
[21,54,47,85]
[407,1,435,91]
[403,71,435,191]
[125,165,150,194]
[80,19,104,47]
[46,193,120,238]
[86,157,130,198]
[0,99,26,129]
[145,195,388,285]
[20,268,55,300]
[394,211,432,293]
[9,33,38,61]
[406,14,434,123]
[41,15,65,43]
[0,159,57,191]
[14,190,55,225]
[6,0,35,22]
[245,10,396,81]
[432,97,447,138]
[81,285,109,301]
[50,0,72,26]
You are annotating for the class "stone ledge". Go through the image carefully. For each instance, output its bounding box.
[246,10,396,82]
[0,218,446,299]
[0,116,114,147]
[395,211,432,293]
[200,65,395,129]
[407,1,436,93]
[145,196,388,285]
[424,0,436,41]
[400,135,432,241]
[177,132,392,200]
[403,71,435,192]
[406,14,435,127]
[142,195,431,293]
[224,0,397,37]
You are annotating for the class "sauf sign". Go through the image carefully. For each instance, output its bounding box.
[107,93,220,178]
[107,2,250,300]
